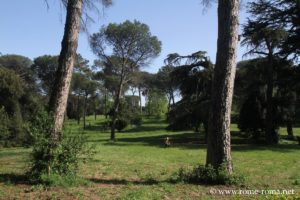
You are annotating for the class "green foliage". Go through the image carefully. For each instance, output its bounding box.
[238,94,264,140]
[176,164,245,185]
[37,171,90,187]
[0,67,35,146]
[115,119,128,132]
[145,90,168,117]
[29,111,92,183]
[32,55,58,95]
[0,54,35,88]
[130,115,142,126]
[0,107,10,146]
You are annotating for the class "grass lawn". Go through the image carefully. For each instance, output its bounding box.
[0,116,299,200]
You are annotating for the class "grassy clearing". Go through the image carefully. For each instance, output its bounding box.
[0,116,299,199]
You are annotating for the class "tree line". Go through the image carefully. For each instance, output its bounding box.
[0,0,299,177]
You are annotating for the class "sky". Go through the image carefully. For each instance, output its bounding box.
[0,0,249,73]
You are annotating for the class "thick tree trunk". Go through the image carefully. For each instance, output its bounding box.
[206,0,239,173]
[48,0,83,144]
[265,55,277,144]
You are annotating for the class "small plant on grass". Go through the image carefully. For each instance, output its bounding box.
[175,163,245,185]
[28,111,93,186]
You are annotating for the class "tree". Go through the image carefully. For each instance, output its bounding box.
[163,51,212,134]
[0,54,35,90]
[32,55,59,96]
[206,0,240,173]
[156,65,177,113]
[0,68,25,145]
[48,0,112,145]
[90,20,161,140]
[242,1,288,144]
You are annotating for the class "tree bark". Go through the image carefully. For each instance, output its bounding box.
[94,96,97,120]
[265,54,277,144]
[287,120,294,138]
[104,89,108,118]
[138,87,142,114]
[206,0,239,173]
[77,93,80,125]
[110,78,124,141]
[48,0,83,145]
[83,94,87,129]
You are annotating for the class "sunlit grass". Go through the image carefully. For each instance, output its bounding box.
[0,115,299,199]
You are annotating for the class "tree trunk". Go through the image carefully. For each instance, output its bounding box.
[110,79,124,141]
[167,94,171,113]
[104,89,108,119]
[83,94,87,129]
[77,93,80,125]
[206,0,239,173]
[48,0,83,145]
[94,96,97,120]
[287,120,294,138]
[265,54,277,144]
[138,87,142,114]
[171,91,175,105]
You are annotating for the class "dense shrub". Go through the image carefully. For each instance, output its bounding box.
[238,94,263,140]
[29,111,93,183]
[175,164,245,185]
[115,119,129,131]
[130,115,142,126]
[0,107,10,146]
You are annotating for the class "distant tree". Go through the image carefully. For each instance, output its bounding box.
[156,65,177,112]
[242,0,288,144]
[164,51,212,134]
[0,68,26,145]
[238,93,264,140]
[90,20,161,141]
[206,0,240,173]
[32,55,59,96]
[145,90,168,117]
[0,54,35,90]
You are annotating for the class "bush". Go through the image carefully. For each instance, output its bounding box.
[238,94,263,140]
[130,115,142,126]
[115,119,128,131]
[28,111,93,183]
[176,164,245,185]
[0,107,10,147]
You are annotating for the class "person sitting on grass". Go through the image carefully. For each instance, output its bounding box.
[165,137,171,147]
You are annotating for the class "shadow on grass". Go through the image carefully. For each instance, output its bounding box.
[83,125,102,132]
[124,125,168,133]
[89,178,173,186]
[231,144,300,152]
[101,130,300,152]
[0,173,30,185]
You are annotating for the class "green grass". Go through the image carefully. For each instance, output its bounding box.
[0,115,299,199]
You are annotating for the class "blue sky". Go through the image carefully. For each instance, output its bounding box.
[0,0,249,73]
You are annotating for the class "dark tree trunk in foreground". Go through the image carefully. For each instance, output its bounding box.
[49,0,83,144]
[206,0,239,173]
